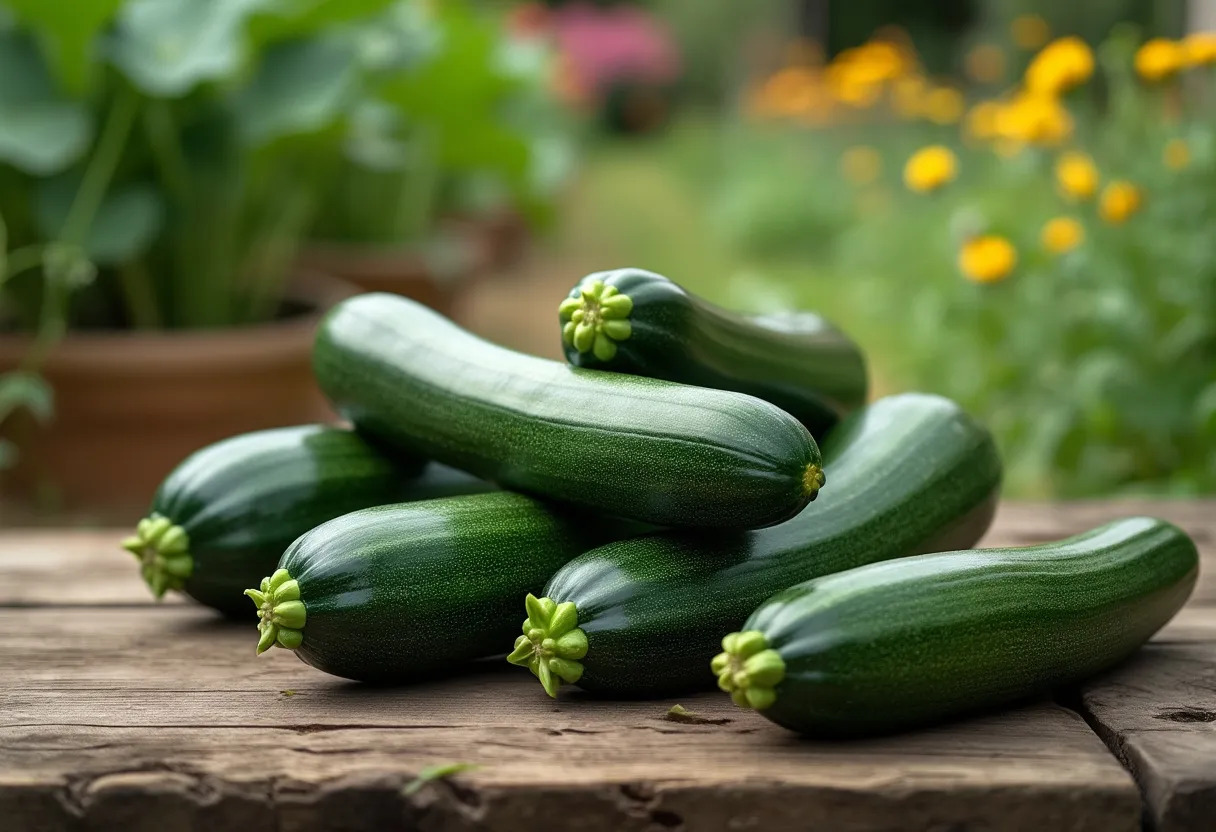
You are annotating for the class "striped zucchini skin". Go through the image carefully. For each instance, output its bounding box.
[739,517,1198,737]
[148,426,492,616]
[313,293,823,529]
[533,393,1002,697]
[560,269,867,437]
[278,493,638,681]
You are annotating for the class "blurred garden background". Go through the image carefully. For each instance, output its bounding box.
[2,0,1215,521]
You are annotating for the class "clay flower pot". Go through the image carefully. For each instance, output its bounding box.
[0,275,357,518]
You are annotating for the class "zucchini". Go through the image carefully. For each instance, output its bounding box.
[246,492,641,681]
[123,425,492,616]
[509,393,1002,697]
[314,293,823,529]
[559,269,867,436]
[716,517,1198,737]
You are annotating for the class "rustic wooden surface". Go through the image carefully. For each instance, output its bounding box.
[1,501,1212,832]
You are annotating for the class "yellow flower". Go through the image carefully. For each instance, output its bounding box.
[964,100,1002,141]
[996,91,1073,145]
[1041,217,1084,254]
[1164,138,1191,170]
[1135,38,1186,82]
[903,145,958,192]
[1055,151,1099,200]
[1183,32,1216,66]
[841,146,882,185]
[925,87,965,125]
[1025,36,1094,95]
[959,235,1017,284]
[1011,15,1051,50]
[964,43,1006,84]
[1098,181,1143,224]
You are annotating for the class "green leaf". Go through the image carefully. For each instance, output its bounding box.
[234,35,358,146]
[0,32,92,173]
[246,0,398,47]
[107,0,269,97]
[401,762,478,797]
[0,371,53,423]
[35,178,164,265]
[5,0,123,93]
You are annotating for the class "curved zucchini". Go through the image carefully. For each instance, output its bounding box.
[716,517,1198,736]
[559,269,867,436]
[510,393,1002,697]
[247,492,640,681]
[313,293,823,529]
[123,425,493,616]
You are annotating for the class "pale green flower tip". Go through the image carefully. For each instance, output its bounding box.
[268,568,292,590]
[573,321,595,352]
[721,632,742,654]
[710,652,730,675]
[592,333,617,361]
[506,637,533,666]
[734,630,769,659]
[524,593,550,627]
[601,319,631,340]
[276,628,303,650]
[743,649,786,687]
[601,294,633,317]
[275,580,301,602]
[717,670,733,692]
[256,625,277,655]
[548,657,584,684]
[558,297,582,320]
[602,284,619,298]
[162,556,193,578]
[745,687,777,710]
[554,628,588,660]
[730,689,750,708]
[244,588,267,605]
[121,536,144,555]
[272,600,306,629]
[570,309,585,324]
[562,321,577,345]
[537,661,558,698]
[550,601,578,635]
[260,577,271,593]
[803,463,826,500]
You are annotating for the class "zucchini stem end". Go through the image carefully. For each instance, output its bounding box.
[712,630,785,710]
[247,568,305,654]
[122,513,192,599]
[507,593,588,698]
[559,278,633,362]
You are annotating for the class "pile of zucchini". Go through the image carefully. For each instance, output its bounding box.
[126,269,1198,738]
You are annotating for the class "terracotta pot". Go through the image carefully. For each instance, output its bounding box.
[0,275,358,518]
[299,238,479,319]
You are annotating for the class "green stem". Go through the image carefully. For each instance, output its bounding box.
[242,181,313,324]
[62,85,139,247]
[117,260,162,329]
[1,245,47,287]
[506,593,589,697]
[142,101,191,204]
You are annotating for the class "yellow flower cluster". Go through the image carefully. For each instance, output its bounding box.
[1099,181,1143,224]
[748,34,964,127]
[959,235,1017,284]
[1041,217,1084,254]
[903,146,957,192]
[1135,32,1216,82]
[1025,36,1095,96]
[1055,152,1099,201]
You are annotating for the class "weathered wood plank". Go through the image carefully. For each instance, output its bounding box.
[1078,607,1216,832]
[2,499,1214,608]
[0,608,1140,832]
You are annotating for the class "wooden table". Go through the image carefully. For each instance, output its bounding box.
[2,502,1213,832]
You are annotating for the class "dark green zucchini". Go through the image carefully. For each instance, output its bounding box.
[716,517,1198,737]
[122,425,493,616]
[559,269,867,437]
[246,492,641,681]
[313,293,823,529]
[509,393,1002,697]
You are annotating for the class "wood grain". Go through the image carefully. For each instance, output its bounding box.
[2,501,1214,830]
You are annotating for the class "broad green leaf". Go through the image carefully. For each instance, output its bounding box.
[0,371,53,423]
[247,0,398,47]
[0,32,92,173]
[234,35,357,146]
[5,0,124,93]
[35,178,164,264]
[107,0,269,97]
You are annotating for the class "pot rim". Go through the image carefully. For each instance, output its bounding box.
[0,272,359,370]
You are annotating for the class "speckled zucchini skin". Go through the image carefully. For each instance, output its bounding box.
[151,425,491,616]
[313,293,822,529]
[745,516,1198,737]
[561,268,867,437]
[281,493,638,681]
[540,393,1002,696]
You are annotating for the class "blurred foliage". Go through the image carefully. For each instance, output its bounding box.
[0,0,574,468]
[704,22,1216,496]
